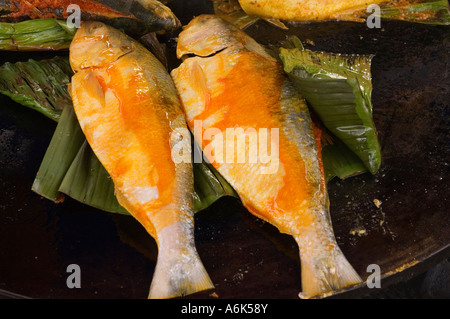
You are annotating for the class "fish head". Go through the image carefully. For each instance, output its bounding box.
[70,21,135,72]
[176,14,239,59]
[176,14,272,60]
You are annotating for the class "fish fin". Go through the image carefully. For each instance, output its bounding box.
[296,238,362,299]
[263,18,289,30]
[84,70,106,106]
[191,61,211,110]
[329,7,367,23]
[148,221,214,299]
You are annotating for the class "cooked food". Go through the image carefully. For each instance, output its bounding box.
[237,0,386,22]
[0,56,72,120]
[214,0,450,25]
[279,40,382,178]
[69,21,213,299]
[171,15,362,298]
[0,0,181,34]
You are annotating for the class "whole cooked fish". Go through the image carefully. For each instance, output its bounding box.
[0,0,180,34]
[237,0,386,22]
[69,21,213,299]
[171,15,362,298]
[215,0,450,27]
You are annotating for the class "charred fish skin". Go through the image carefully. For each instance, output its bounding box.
[0,0,13,15]
[98,0,181,33]
[171,14,362,298]
[0,0,180,34]
[237,0,386,22]
[69,21,213,299]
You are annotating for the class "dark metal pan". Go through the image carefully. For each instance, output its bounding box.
[0,0,448,299]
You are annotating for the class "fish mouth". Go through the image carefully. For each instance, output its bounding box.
[176,14,274,61]
[180,47,228,61]
[176,14,240,59]
[76,42,135,71]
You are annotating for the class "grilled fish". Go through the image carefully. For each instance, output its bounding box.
[171,15,362,298]
[0,0,181,34]
[237,0,386,22]
[69,21,213,299]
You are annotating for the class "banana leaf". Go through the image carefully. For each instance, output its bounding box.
[0,56,72,122]
[192,142,238,212]
[31,104,85,203]
[59,140,129,215]
[377,0,450,25]
[0,19,76,51]
[322,135,369,182]
[280,37,382,178]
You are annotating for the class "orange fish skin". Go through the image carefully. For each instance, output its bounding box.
[171,15,362,298]
[69,21,213,299]
[238,0,387,22]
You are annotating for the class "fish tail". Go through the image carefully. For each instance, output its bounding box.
[148,221,214,299]
[295,236,363,299]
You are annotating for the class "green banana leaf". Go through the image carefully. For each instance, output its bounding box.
[0,19,76,51]
[31,103,85,203]
[0,56,72,122]
[59,140,128,215]
[322,135,369,182]
[192,142,238,212]
[377,0,450,25]
[280,37,382,178]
